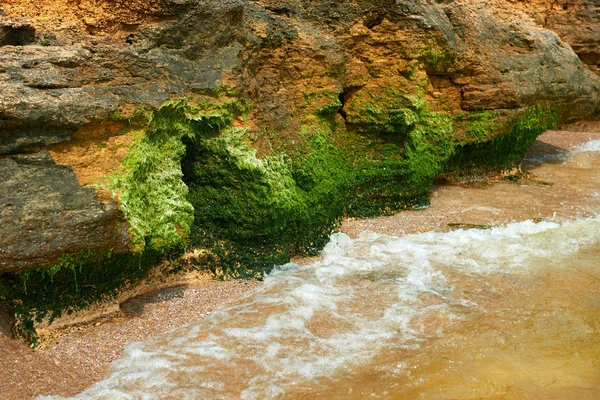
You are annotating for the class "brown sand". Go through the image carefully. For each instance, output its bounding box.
[1,123,599,399]
[0,279,259,399]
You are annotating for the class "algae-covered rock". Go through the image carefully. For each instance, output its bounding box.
[0,0,599,343]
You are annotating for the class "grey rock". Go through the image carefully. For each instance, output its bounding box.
[441,2,600,118]
[0,151,130,273]
[0,85,121,154]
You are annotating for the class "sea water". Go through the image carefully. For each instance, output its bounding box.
[45,138,600,400]
[44,216,600,399]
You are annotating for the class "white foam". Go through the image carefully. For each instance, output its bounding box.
[574,139,600,154]
[43,216,600,400]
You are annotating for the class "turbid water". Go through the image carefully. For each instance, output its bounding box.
[45,131,600,400]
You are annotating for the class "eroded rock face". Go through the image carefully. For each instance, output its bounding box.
[442,2,598,115]
[0,15,36,46]
[0,0,599,275]
[508,0,600,74]
[0,152,130,273]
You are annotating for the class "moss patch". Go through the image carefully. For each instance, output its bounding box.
[106,96,252,252]
[0,249,164,347]
[447,105,561,175]
[183,121,350,277]
[418,40,455,75]
[303,90,343,116]
[341,81,455,216]
[106,104,193,252]
[0,86,561,345]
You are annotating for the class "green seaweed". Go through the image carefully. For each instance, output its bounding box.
[453,111,501,143]
[344,88,420,135]
[0,248,164,347]
[418,41,455,75]
[447,105,561,174]
[183,121,349,277]
[342,86,455,216]
[0,84,560,345]
[106,102,194,252]
[106,97,252,252]
[303,90,343,116]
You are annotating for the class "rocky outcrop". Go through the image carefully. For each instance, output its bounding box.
[0,152,129,273]
[0,0,599,342]
[508,0,600,74]
[0,1,597,159]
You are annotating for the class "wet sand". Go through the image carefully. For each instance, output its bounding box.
[0,280,259,399]
[1,122,599,399]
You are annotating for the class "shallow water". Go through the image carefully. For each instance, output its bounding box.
[45,216,600,400]
[46,137,600,400]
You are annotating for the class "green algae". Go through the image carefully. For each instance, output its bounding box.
[184,121,349,277]
[303,90,344,116]
[0,249,164,347]
[453,110,501,143]
[340,83,455,216]
[418,40,455,75]
[0,82,562,344]
[107,104,194,252]
[343,87,421,135]
[447,105,561,174]
[106,96,252,252]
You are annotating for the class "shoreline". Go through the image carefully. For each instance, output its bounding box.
[0,279,260,399]
[342,124,600,239]
[1,123,599,400]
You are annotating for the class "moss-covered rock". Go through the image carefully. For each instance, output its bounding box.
[1,0,598,348]
[0,249,164,347]
[0,91,563,345]
[447,105,562,175]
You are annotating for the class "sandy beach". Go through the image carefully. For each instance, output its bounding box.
[0,279,260,399]
[1,123,599,400]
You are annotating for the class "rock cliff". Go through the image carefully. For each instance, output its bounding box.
[0,0,599,343]
[509,0,600,74]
